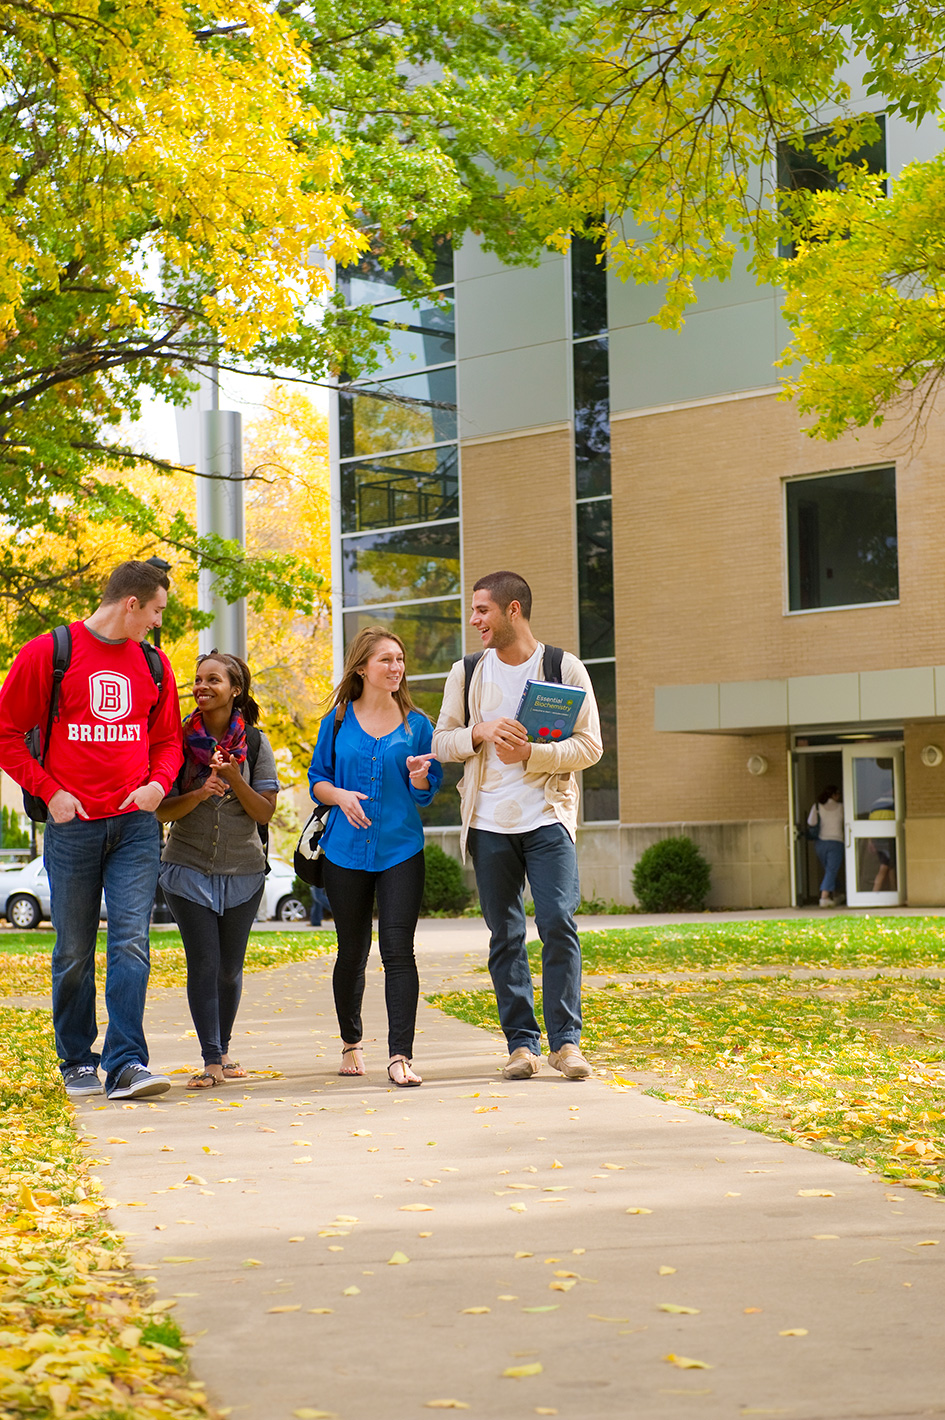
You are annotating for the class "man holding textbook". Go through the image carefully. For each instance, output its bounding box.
[433,571,602,1080]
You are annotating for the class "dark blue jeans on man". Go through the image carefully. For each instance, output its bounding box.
[468,823,582,1055]
[45,812,161,1092]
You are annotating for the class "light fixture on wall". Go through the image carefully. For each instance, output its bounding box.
[920,744,944,767]
[747,754,769,776]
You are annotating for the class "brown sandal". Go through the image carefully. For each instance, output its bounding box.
[221,1061,246,1078]
[338,1044,364,1076]
[187,1071,222,1091]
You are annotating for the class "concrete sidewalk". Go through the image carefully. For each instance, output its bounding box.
[73,923,945,1420]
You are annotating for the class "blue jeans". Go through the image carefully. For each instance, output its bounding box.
[468,824,582,1055]
[45,812,161,1090]
[815,838,844,893]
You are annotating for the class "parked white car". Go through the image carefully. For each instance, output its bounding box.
[0,853,308,929]
[257,855,308,923]
[0,857,52,929]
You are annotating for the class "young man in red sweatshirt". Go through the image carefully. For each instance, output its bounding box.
[0,561,183,1099]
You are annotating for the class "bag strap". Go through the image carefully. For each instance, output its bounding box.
[330,702,344,765]
[541,645,564,683]
[463,652,484,727]
[38,625,73,765]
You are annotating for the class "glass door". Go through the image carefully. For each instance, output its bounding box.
[841,746,904,907]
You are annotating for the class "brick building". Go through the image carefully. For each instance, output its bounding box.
[330,98,945,909]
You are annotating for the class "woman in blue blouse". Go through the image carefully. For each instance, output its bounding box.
[308,627,441,1086]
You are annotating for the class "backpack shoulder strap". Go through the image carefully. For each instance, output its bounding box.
[140,641,164,689]
[330,703,344,769]
[39,625,72,762]
[246,725,261,775]
[463,651,484,727]
[541,645,564,684]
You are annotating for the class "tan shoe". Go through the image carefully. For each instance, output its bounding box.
[548,1044,592,1080]
[502,1047,541,1080]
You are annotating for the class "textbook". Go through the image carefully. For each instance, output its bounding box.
[514,679,587,743]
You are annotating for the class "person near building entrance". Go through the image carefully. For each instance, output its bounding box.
[0,560,182,1099]
[808,784,844,907]
[432,571,603,1081]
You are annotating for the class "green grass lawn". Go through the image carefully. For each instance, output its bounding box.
[0,929,335,994]
[541,916,945,971]
[434,917,945,1192]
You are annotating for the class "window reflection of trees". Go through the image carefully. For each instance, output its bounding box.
[341,448,459,533]
[574,338,611,498]
[577,501,615,658]
[342,602,461,674]
[342,524,460,606]
[787,468,897,610]
[338,368,457,459]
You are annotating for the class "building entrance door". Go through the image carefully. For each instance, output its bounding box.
[841,745,904,907]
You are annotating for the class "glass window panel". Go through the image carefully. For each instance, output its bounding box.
[410,681,463,827]
[574,338,611,497]
[577,500,615,659]
[369,292,455,376]
[341,523,460,607]
[572,234,608,338]
[852,756,897,820]
[777,116,886,257]
[338,240,454,306]
[786,468,897,611]
[343,600,461,677]
[339,368,457,459]
[582,662,619,822]
[855,835,898,894]
[340,447,459,533]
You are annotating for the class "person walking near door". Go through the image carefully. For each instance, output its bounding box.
[808,785,844,907]
[432,571,602,1081]
[0,560,182,1099]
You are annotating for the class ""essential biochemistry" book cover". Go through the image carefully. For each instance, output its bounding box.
[513,679,587,743]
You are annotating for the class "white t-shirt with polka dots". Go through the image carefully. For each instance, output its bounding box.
[470,647,556,836]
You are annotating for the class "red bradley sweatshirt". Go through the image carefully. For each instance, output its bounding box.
[0,622,182,820]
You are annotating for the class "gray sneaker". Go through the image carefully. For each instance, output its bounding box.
[62,1064,104,1098]
[547,1044,592,1080]
[107,1062,171,1099]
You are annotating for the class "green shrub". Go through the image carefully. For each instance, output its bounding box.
[422,842,471,915]
[291,876,312,908]
[631,835,711,913]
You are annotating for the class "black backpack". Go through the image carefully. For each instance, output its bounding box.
[462,645,564,726]
[23,625,164,822]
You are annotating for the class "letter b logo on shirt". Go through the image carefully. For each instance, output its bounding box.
[89,671,132,722]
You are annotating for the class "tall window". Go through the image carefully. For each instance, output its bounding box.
[571,235,618,821]
[337,243,461,823]
[786,467,898,612]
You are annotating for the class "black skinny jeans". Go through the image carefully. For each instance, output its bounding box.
[323,849,425,1059]
[164,886,264,1066]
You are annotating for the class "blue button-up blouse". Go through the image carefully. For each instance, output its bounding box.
[307,704,442,872]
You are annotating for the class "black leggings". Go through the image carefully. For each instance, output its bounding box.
[164,886,264,1066]
[323,850,425,1059]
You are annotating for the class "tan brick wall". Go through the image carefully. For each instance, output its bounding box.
[612,395,945,824]
[460,430,577,653]
[904,723,945,816]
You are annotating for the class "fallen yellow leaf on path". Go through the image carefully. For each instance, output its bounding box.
[514,1251,534,1259]
[659,1304,700,1315]
[243,1258,263,1267]
[503,1362,543,1379]
[550,1279,576,1292]
[797,1189,835,1197]
[551,1160,563,1169]
[664,1354,713,1370]
[743,1307,763,1314]
[659,1266,677,1275]
[626,1207,653,1215]
[343,1286,360,1296]
[425,1402,471,1410]
[779,1329,808,1337]
[462,1307,491,1314]
[292,1410,335,1419]
[812,1235,839,1241]
[917,1240,940,1246]
[268,1305,301,1313]
[388,1251,410,1265]
[602,1163,624,1170]
[400,1203,433,1212]
[535,1409,559,1416]
[106,1137,127,1144]
[308,1308,334,1314]
[589,1315,629,1323]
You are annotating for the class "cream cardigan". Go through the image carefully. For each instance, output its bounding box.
[431,646,603,859]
